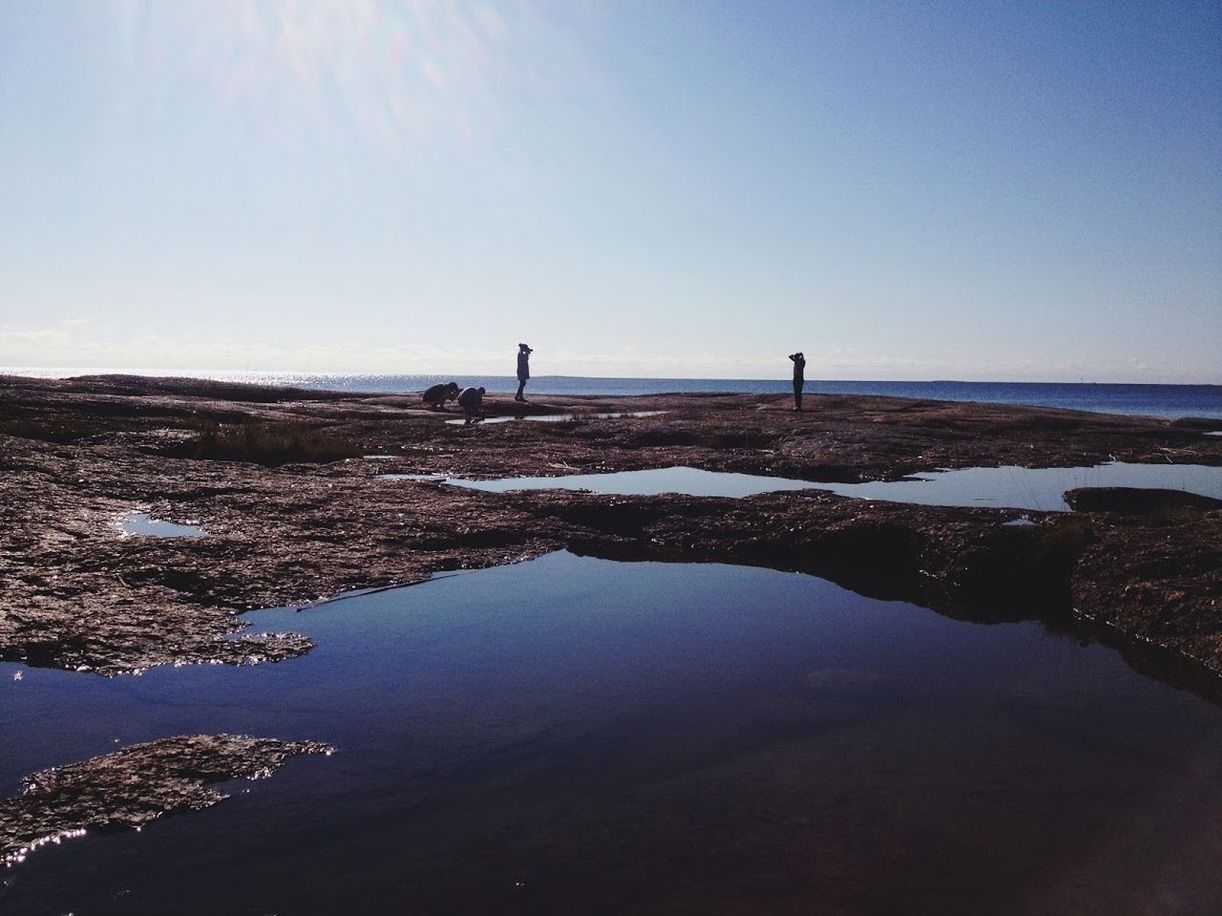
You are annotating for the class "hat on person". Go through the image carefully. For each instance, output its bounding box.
[519,343,532,353]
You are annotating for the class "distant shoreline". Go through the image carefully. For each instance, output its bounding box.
[5,369,1220,418]
[4,367,1219,386]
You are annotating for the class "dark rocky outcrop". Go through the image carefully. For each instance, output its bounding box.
[0,734,332,865]
[1065,486,1222,515]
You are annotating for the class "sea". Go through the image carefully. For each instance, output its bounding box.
[4,368,1221,419]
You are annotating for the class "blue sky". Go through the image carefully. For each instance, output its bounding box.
[1,1,1219,381]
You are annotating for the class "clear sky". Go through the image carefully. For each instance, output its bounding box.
[1,1,1219,381]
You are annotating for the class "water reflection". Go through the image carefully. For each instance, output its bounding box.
[4,553,1222,913]
[443,410,667,426]
[118,512,208,538]
[397,462,1222,511]
[382,465,818,497]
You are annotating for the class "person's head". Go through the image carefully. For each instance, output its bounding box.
[478,386,486,395]
[519,343,532,354]
[446,382,460,394]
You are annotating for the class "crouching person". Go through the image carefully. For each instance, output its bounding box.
[457,386,486,425]
[422,381,460,410]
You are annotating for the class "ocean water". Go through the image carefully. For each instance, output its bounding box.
[5,368,1221,418]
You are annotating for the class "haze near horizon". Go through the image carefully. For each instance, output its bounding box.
[1,1,1219,383]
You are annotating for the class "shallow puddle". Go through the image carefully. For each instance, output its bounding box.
[118,512,208,538]
[444,410,666,426]
[392,465,820,497]
[816,461,1222,511]
[4,551,1222,913]
[401,462,1222,511]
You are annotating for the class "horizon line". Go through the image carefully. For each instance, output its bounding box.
[2,367,1219,388]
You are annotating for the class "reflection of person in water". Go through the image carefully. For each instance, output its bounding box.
[457,386,486,425]
[421,382,460,411]
[788,352,806,411]
[515,343,532,402]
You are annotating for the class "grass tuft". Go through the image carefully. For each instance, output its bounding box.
[0,417,117,443]
[184,420,360,466]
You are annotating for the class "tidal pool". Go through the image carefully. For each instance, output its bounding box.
[388,465,821,497]
[3,552,1222,914]
[118,512,208,538]
[817,461,1222,511]
[417,462,1222,511]
[444,410,666,426]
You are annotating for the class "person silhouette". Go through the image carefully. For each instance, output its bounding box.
[421,381,460,411]
[457,386,486,425]
[788,352,806,411]
[515,343,532,402]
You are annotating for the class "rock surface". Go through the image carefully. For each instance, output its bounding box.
[0,734,332,865]
[1065,486,1222,514]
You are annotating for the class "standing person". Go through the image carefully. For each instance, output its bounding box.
[515,343,533,402]
[457,386,486,425]
[788,352,806,411]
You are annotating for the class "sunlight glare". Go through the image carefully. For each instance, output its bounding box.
[152,0,567,151]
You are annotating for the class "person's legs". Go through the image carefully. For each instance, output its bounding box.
[793,380,803,411]
[515,379,526,401]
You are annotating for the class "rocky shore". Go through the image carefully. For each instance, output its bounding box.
[2,373,1218,674]
[2,372,1220,856]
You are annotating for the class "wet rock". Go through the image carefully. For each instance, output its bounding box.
[0,734,332,865]
[1065,486,1222,515]
[1071,510,1222,674]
